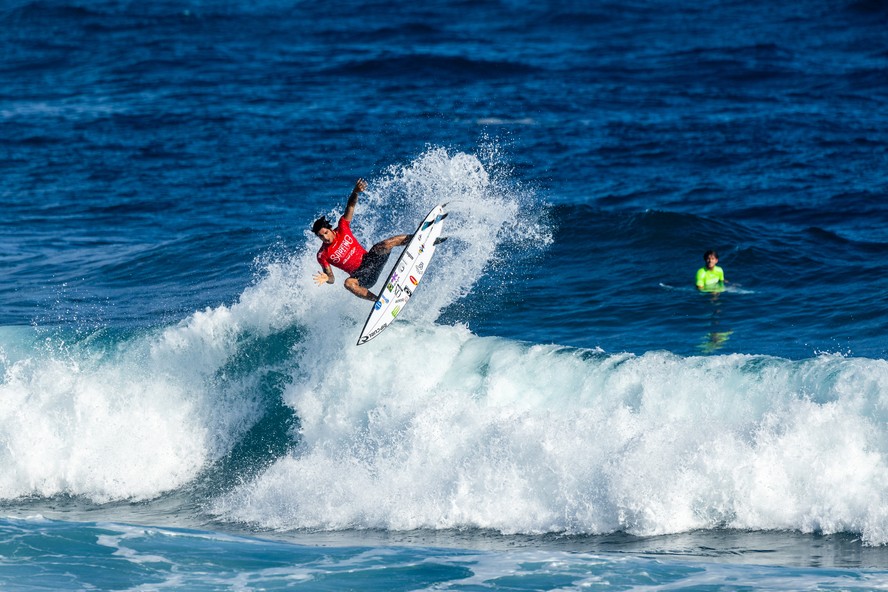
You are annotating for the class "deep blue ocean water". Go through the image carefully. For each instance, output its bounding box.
[2,0,888,589]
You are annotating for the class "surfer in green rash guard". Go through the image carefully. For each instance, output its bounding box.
[695,249,725,292]
[312,178,411,301]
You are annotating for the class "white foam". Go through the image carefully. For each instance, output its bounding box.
[214,339,888,544]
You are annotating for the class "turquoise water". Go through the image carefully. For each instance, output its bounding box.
[3,518,888,590]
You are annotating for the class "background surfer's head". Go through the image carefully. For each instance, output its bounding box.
[312,216,335,244]
[703,249,719,269]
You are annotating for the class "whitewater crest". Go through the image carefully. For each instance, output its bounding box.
[215,335,888,544]
[210,145,888,545]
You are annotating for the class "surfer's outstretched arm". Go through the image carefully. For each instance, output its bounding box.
[342,178,367,222]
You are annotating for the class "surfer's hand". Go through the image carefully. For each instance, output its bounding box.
[353,178,367,194]
[313,272,330,286]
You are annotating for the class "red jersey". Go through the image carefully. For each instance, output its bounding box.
[316,217,366,274]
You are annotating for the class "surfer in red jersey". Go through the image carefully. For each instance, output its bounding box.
[312,178,411,301]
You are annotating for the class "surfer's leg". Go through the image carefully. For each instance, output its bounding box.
[344,277,377,301]
[346,235,410,302]
[372,234,411,253]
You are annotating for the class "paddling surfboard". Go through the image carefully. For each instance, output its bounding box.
[357,204,447,345]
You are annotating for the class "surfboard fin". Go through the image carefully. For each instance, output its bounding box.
[434,236,447,245]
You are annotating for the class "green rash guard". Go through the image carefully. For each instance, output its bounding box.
[696,265,725,290]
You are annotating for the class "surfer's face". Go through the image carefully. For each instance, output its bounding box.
[705,253,718,269]
[316,228,336,245]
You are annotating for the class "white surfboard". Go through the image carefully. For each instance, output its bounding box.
[357,204,447,345]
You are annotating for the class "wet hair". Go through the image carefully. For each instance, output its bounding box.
[312,216,333,234]
[703,249,718,260]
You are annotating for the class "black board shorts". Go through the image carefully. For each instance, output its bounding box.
[350,244,392,287]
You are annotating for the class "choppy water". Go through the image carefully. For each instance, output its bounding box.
[2,0,888,589]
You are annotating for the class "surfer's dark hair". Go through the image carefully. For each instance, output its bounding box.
[704,249,718,259]
[312,216,333,234]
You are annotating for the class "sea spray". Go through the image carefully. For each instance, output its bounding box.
[307,145,551,325]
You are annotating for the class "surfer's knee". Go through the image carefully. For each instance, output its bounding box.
[344,277,361,293]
